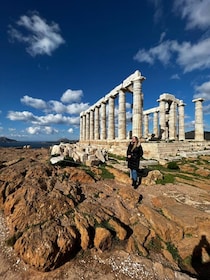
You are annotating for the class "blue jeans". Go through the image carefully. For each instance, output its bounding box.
[130,169,138,181]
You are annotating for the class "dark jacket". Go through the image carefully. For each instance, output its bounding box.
[126,142,143,170]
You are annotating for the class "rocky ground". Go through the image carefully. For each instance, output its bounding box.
[0,147,210,279]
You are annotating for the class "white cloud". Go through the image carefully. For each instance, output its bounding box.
[159,32,166,43]
[126,102,132,109]
[68,128,74,133]
[26,126,58,135]
[134,1,210,73]
[176,38,210,72]
[36,114,79,125]
[193,80,210,101]
[8,12,65,56]
[134,40,176,66]
[173,0,210,30]
[66,103,89,114]
[21,95,47,110]
[61,89,83,103]
[170,74,180,80]
[48,100,66,113]
[7,111,37,121]
[7,111,80,126]
[203,104,210,115]
[148,0,163,24]
[134,38,210,73]
[7,88,89,140]
[19,90,89,115]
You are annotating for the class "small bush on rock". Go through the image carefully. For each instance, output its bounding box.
[167,161,179,170]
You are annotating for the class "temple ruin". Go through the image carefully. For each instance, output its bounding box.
[80,70,205,143]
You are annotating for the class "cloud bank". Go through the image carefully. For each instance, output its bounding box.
[7,89,89,137]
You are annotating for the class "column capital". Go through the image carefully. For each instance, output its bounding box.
[178,100,186,106]
[132,76,146,83]
[192,98,204,103]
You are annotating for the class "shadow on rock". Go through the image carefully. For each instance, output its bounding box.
[137,168,149,185]
[191,235,210,280]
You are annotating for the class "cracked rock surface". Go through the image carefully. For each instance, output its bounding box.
[0,148,210,279]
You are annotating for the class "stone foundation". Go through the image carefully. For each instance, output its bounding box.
[80,140,210,160]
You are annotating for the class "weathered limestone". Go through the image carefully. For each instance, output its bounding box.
[101,100,107,140]
[178,100,186,141]
[108,96,115,140]
[85,112,90,141]
[82,113,86,140]
[80,112,83,141]
[94,105,100,140]
[153,110,159,137]
[50,142,108,166]
[158,93,185,140]
[132,76,144,138]
[158,97,166,140]
[1,148,210,278]
[193,98,204,141]
[89,109,94,140]
[143,114,149,139]
[118,90,126,140]
[169,101,177,140]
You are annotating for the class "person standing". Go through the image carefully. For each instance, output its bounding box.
[126,136,143,189]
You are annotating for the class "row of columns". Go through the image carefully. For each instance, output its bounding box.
[80,71,205,143]
[80,70,145,142]
[143,94,186,141]
[143,96,204,141]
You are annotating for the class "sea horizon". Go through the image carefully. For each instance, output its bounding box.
[0,141,60,149]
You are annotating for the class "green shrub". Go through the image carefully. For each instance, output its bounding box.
[167,161,179,170]
[166,242,180,261]
[156,174,175,184]
[147,236,163,253]
[99,164,115,179]
[108,153,126,161]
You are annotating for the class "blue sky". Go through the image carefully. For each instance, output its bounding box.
[0,0,210,141]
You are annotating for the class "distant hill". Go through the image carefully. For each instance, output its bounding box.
[57,138,78,144]
[185,131,210,140]
[0,137,17,143]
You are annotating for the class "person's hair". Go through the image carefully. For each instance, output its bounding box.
[131,136,139,151]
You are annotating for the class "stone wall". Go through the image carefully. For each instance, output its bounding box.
[94,140,210,160]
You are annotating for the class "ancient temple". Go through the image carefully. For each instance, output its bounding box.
[80,70,204,144]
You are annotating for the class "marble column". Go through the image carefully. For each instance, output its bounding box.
[101,100,107,140]
[132,78,144,138]
[86,112,90,141]
[108,96,115,140]
[80,113,83,141]
[143,114,149,139]
[82,114,86,140]
[94,105,100,140]
[118,90,126,140]
[193,98,204,141]
[178,101,185,141]
[169,101,177,140]
[89,109,94,140]
[158,99,166,140]
[153,111,159,137]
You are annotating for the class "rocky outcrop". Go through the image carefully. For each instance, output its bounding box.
[0,148,210,280]
[50,142,108,166]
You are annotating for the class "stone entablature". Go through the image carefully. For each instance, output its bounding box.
[80,70,205,144]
